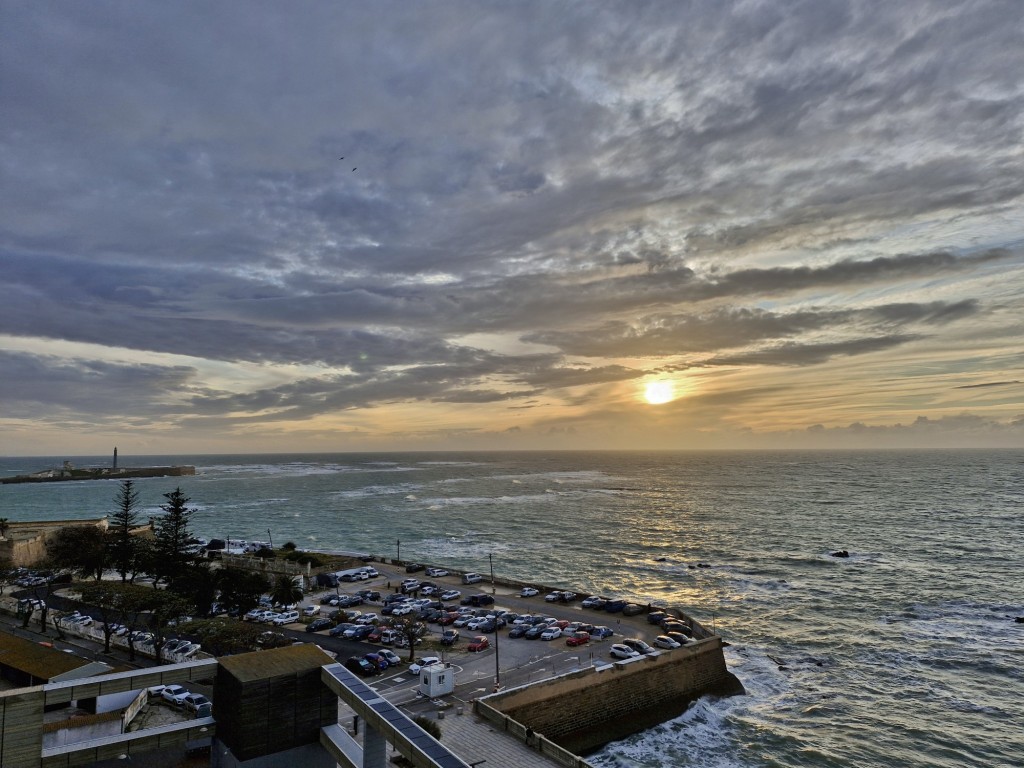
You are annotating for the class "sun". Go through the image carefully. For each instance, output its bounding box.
[644,380,675,405]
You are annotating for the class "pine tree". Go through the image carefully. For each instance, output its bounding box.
[152,487,198,586]
[109,480,141,582]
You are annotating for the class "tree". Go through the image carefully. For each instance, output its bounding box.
[178,617,266,656]
[78,581,145,654]
[216,568,269,616]
[167,563,219,617]
[47,525,107,581]
[151,487,199,585]
[389,615,429,662]
[142,590,194,665]
[108,480,143,582]
[270,573,303,607]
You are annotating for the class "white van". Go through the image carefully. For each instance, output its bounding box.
[273,610,300,626]
[461,572,483,584]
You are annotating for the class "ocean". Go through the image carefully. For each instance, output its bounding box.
[2,450,1021,767]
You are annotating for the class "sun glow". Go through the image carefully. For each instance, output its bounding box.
[644,380,675,405]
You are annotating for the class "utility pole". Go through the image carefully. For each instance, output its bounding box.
[267,528,273,549]
[396,539,400,563]
[490,552,500,689]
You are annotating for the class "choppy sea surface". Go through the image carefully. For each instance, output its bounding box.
[2,450,1022,767]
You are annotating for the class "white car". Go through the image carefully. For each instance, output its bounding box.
[391,604,414,616]
[540,627,562,640]
[609,643,641,660]
[440,590,461,601]
[425,567,449,577]
[303,605,320,616]
[544,592,563,602]
[654,635,681,649]
[355,613,379,625]
[160,685,190,705]
[519,587,540,598]
[409,656,441,674]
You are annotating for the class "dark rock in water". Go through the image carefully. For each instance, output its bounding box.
[1015,617,1024,624]
[654,557,667,562]
[830,550,850,558]
[696,562,712,568]
[688,565,696,569]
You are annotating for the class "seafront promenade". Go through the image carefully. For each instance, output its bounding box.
[4,546,737,767]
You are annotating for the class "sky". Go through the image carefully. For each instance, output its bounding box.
[2,1,1023,456]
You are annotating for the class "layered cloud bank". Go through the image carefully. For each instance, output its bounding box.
[2,1,1022,453]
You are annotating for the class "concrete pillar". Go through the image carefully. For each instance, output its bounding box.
[363,723,387,768]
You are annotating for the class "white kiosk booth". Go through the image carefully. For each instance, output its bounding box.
[418,663,455,697]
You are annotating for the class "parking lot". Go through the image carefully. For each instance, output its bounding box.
[270,561,689,701]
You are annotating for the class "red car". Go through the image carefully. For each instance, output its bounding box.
[467,636,490,652]
[565,631,590,647]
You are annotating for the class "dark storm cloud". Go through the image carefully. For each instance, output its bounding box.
[0,350,194,418]
[525,300,982,358]
[1,1,1023,438]
[711,335,921,367]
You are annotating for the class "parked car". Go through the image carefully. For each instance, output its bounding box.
[363,567,380,578]
[654,635,681,649]
[590,626,615,640]
[604,599,628,613]
[461,572,483,584]
[303,605,321,616]
[244,608,264,621]
[405,563,425,573]
[181,693,211,714]
[647,611,669,625]
[566,631,591,647]
[622,603,646,616]
[519,587,540,598]
[440,629,460,646]
[581,596,607,609]
[273,610,300,626]
[540,627,562,641]
[440,590,461,601]
[356,589,382,601]
[344,656,379,677]
[609,644,641,660]
[508,625,529,639]
[179,643,202,659]
[622,638,657,655]
[524,625,547,640]
[378,650,402,667]
[409,656,441,674]
[467,636,490,652]
[356,613,379,625]
[161,685,190,705]
[364,652,389,671]
[425,567,449,577]
[306,618,333,633]
[666,631,697,646]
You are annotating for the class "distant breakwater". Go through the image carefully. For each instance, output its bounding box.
[1,465,196,484]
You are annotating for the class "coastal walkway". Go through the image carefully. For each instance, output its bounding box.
[335,696,565,768]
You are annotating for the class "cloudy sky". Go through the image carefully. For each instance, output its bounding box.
[2,1,1022,456]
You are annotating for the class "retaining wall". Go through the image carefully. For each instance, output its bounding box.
[479,637,744,754]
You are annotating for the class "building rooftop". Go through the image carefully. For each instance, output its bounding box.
[0,632,92,682]
[216,642,334,683]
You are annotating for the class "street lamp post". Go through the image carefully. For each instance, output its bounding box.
[489,552,500,689]
[396,539,401,564]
